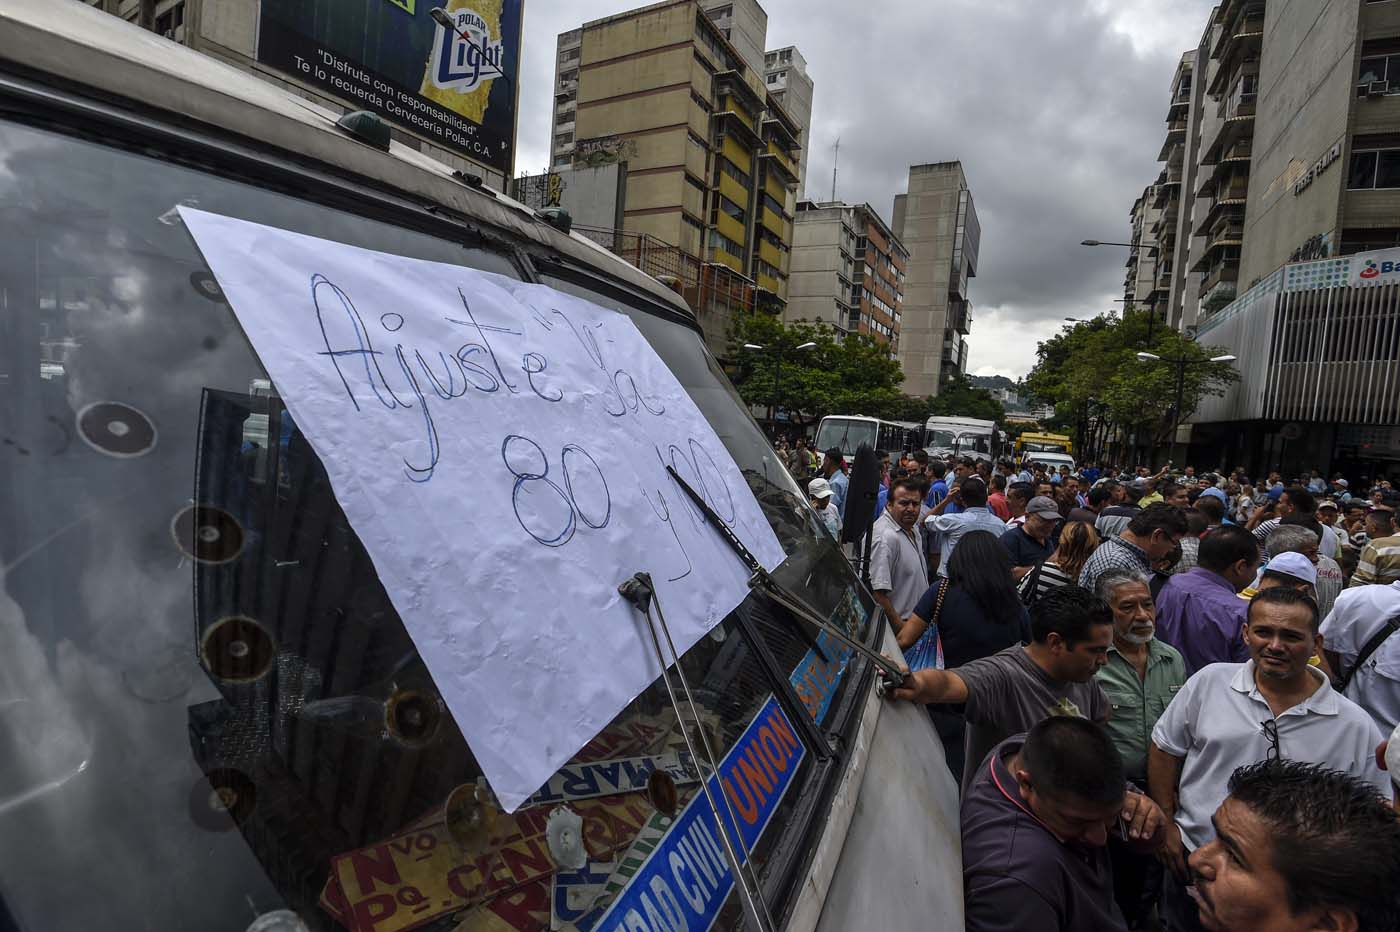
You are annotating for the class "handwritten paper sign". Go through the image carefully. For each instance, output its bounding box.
[179,208,785,812]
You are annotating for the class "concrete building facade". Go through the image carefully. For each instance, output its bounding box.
[786,200,906,351]
[1140,0,1400,334]
[764,46,814,199]
[1132,0,1400,475]
[548,0,805,354]
[83,0,513,188]
[787,201,859,335]
[892,162,979,398]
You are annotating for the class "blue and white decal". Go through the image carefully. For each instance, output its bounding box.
[588,696,805,932]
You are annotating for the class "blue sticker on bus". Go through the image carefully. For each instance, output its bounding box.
[588,695,805,932]
[790,629,853,725]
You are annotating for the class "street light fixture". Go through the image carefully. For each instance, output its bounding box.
[1136,351,1238,468]
[744,342,816,430]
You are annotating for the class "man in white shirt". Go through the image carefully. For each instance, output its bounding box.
[1148,587,1388,932]
[1321,579,1400,735]
[868,476,928,629]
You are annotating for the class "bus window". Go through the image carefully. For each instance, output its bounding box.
[813,417,876,459]
[0,116,871,931]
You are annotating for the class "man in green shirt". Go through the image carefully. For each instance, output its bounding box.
[1093,566,1186,930]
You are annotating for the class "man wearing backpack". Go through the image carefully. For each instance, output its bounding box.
[1321,578,1400,734]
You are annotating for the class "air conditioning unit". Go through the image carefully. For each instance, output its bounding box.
[1370,80,1391,96]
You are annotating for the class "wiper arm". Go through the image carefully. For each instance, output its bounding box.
[664,466,909,688]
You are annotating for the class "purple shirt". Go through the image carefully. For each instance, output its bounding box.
[1154,567,1249,675]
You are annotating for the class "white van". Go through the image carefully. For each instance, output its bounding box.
[0,4,962,931]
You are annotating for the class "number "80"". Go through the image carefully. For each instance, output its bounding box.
[501,435,612,548]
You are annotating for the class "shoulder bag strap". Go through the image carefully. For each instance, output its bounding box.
[1337,610,1400,692]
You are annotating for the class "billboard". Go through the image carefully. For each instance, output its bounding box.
[257,0,522,174]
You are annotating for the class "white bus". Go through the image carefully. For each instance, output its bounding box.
[924,415,1002,462]
[0,4,962,931]
[813,415,921,464]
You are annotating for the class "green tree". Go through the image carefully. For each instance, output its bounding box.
[1020,309,1239,465]
[928,374,1006,422]
[728,315,914,428]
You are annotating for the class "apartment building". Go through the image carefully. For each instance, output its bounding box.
[787,201,859,335]
[892,162,979,397]
[548,0,805,354]
[82,0,520,188]
[787,201,906,349]
[1133,0,1400,474]
[764,47,815,199]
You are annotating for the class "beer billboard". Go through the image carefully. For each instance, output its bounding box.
[257,0,522,174]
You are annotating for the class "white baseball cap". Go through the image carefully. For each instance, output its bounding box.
[808,477,834,501]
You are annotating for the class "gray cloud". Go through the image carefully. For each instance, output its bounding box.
[514,0,1217,378]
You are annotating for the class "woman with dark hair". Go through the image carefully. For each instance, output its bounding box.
[900,530,1029,777]
[1019,520,1100,606]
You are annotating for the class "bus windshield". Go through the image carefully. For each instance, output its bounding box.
[0,115,873,931]
[956,432,993,455]
[815,418,877,456]
[925,429,958,451]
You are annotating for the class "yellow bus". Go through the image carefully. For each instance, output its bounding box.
[1016,432,1074,457]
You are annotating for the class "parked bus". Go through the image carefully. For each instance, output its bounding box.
[0,4,961,931]
[814,415,921,465]
[923,415,1002,461]
[1015,431,1074,457]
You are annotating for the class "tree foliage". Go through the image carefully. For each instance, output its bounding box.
[928,374,1006,422]
[727,315,1005,428]
[1020,308,1240,458]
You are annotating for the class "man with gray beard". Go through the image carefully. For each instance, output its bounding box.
[1094,568,1187,928]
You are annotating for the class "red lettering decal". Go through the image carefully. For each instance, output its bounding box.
[445,863,481,899]
[488,879,551,927]
[348,893,396,931]
[347,845,403,897]
[500,837,553,882]
[722,773,760,825]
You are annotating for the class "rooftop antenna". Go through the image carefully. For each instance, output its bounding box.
[831,136,840,202]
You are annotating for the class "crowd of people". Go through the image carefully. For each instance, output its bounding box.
[786,441,1400,932]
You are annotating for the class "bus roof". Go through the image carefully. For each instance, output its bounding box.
[924,416,996,429]
[0,0,692,319]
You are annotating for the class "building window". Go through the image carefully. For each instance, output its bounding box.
[561,48,580,62]
[1348,149,1400,189]
[555,132,574,146]
[716,196,746,224]
[780,50,792,63]
[1360,55,1400,86]
[709,230,744,258]
[155,0,184,37]
[766,73,778,84]
[718,157,751,189]
[553,156,571,167]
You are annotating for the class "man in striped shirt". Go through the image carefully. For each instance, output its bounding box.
[1352,528,1400,588]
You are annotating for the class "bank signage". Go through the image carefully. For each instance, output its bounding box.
[257,0,522,174]
[1350,246,1400,287]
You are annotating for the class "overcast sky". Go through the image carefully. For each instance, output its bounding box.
[513,0,1218,380]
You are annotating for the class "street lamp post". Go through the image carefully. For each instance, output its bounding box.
[1137,351,1237,467]
[744,341,816,431]
[1081,240,1164,344]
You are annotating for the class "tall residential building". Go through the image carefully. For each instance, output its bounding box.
[1131,0,1400,475]
[82,0,520,188]
[764,47,815,199]
[548,0,803,355]
[786,201,905,349]
[892,162,979,398]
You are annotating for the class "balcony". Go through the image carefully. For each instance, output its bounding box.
[573,225,701,292]
[1200,260,1239,297]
